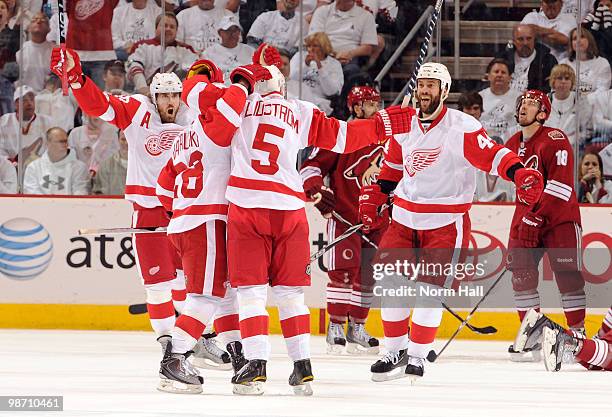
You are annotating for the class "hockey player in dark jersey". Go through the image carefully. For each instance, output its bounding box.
[505,90,586,361]
[300,85,387,354]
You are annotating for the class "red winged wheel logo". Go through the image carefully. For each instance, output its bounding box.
[145,130,183,156]
[405,146,442,177]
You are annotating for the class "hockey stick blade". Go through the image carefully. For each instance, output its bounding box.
[442,303,497,335]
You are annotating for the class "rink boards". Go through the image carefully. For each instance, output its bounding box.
[0,196,610,339]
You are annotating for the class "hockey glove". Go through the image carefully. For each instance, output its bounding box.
[374,105,414,143]
[50,47,84,88]
[253,43,282,68]
[187,59,225,83]
[518,212,544,248]
[230,64,272,94]
[359,184,388,233]
[514,167,544,205]
[304,177,335,218]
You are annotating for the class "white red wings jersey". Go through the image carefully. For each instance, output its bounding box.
[226,93,385,210]
[156,78,248,234]
[379,106,521,230]
[72,78,195,208]
[505,125,581,236]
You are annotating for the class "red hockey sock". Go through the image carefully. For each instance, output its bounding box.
[327,302,349,324]
[575,338,612,370]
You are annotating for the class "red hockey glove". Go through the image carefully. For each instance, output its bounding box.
[253,43,282,68]
[186,59,224,83]
[304,177,335,218]
[518,212,544,248]
[230,64,272,93]
[50,47,84,88]
[514,167,544,205]
[359,184,388,232]
[374,105,414,143]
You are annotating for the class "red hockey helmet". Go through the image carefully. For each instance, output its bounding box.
[347,85,381,109]
[515,89,551,122]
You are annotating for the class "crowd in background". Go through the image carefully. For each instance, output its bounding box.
[0,0,610,205]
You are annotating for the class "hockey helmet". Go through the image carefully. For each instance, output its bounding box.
[347,85,381,109]
[255,65,286,97]
[515,89,551,122]
[150,72,183,107]
[416,62,452,101]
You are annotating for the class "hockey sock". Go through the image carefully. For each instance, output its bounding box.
[171,270,187,315]
[237,285,271,360]
[326,284,351,324]
[146,283,176,338]
[172,293,219,353]
[381,307,411,352]
[214,287,241,345]
[349,289,372,324]
[575,338,612,370]
[273,286,311,361]
[560,289,586,329]
[513,290,540,322]
[408,306,443,358]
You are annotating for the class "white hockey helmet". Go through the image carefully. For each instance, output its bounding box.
[416,62,452,101]
[150,72,183,106]
[255,65,286,97]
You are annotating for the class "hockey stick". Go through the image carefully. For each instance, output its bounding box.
[426,268,509,362]
[78,226,167,235]
[331,211,497,335]
[57,0,69,96]
[310,223,364,263]
[401,0,444,107]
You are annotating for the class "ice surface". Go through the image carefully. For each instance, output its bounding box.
[1,330,608,417]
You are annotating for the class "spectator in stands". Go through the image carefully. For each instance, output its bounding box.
[521,0,575,62]
[102,59,128,95]
[561,27,612,95]
[48,0,119,89]
[112,0,161,61]
[498,24,558,93]
[92,130,128,195]
[582,0,612,68]
[0,85,54,163]
[547,63,592,146]
[289,32,343,115]
[7,0,41,29]
[127,12,198,95]
[176,0,232,55]
[358,0,398,67]
[457,91,483,120]
[0,0,20,73]
[0,66,13,115]
[16,12,53,93]
[247,0,303,56]
[479,58,521,143]
[308,0,378,84]
[0,154,16,193]
[201,15,254,82]
[68,115,119,175]
[278,48,300,99]
[578,152,612,203]
[23,127,89,195]
[35,74,78,132]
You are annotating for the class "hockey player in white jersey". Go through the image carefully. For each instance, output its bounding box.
[224,44,413,396]
[358,63,545,382]
[155,59,272,393]
[50,48,227,367]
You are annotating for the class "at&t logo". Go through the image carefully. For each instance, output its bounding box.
[0,218,53,280]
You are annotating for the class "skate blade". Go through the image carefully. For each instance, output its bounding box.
[346,342,379,355]
[371,366,408,382]
[408,374,422,386]
[292,381,313,396]
[542,328,561,372]
[513,309,541,352]
[191,357,232,371]
[232,381,265,396]
[326,344,345,355]
[157,378,203,394]
[509,349,541,363]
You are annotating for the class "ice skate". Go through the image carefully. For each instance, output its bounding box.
[404,356,425,384]
[510,309,565,362]
[191,333,232,370]
[157,340,203,394]
[542,326,579,372]
[226,341,248,374]
[326,321,346,354]
[231,359,267,395]
[157,335,171,354]
[508,343,542,362]
[346,320,379,355]
[288,359,314,396]
[370,349,408,382]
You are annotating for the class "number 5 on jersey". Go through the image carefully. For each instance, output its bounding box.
[252,123,285,175]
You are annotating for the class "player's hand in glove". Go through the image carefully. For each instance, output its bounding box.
[374,105,415,143]
[304,177,335,218]
[50,47,84,88]
[253,43,282,68]
[230,64,272,94]
[514,167,544,205]
[186,59,224,83]
[359,184,388,232]
[518,212,543,248]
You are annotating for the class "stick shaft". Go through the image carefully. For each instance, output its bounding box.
[57,0,69,96]
[310,223,364,262]
[78,226,167,235]
[331,211,379,249]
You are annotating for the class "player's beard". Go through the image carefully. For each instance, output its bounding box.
[417,93,441,117]
[159,106,178,123]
